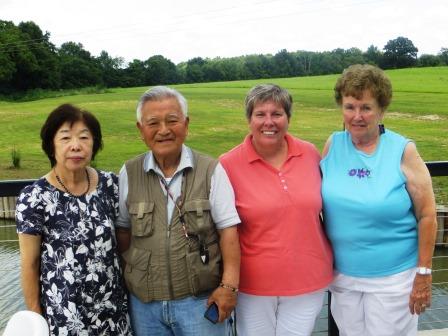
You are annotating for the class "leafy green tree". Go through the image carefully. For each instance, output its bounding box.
[201,58,223,81]
[204,57,244,82]
[58,42,101,88]
[185,57,206,83]
[176,62,187,83]
[294,51,313,75]
[243,54,267,79]
[418,54,441,67]
[96,51,124,87]
[122,59,146,87]
[17,21,60,90]
[364,45,383,65]
[315,51,339,75]
[258,55,275,78]
[272,49,295,77]
[0,20,37,92]
[145,55,178,85]
[382,36,418,69]
[341,48,365,69]
[0,20,60,92]
[0,31,16,91]
[438,48,448,65]
[59,41,92,60]
[0,50,15,84]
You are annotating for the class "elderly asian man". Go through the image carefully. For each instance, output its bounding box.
[116,86,240,336]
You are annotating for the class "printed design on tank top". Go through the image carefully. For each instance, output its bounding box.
[348,167,371,179]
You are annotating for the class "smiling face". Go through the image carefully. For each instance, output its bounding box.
[137,98,189,162]
[342,90,384,143]
[53,121,93,173]
[249,100,289,150]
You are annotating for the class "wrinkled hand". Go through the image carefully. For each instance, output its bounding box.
[207,287,237,323]
[409,274,432,315]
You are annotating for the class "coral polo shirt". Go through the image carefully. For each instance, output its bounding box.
[220,134,333,295]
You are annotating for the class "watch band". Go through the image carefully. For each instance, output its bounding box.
[416,267,432,275]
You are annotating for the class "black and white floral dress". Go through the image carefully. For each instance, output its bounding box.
[16,170,132,336]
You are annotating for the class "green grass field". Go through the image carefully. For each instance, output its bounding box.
[1,66,447,202]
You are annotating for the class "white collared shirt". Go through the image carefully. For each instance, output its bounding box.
[116,145,240,229]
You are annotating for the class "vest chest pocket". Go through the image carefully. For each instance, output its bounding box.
[129,202,155,237]
[183,199,212,234]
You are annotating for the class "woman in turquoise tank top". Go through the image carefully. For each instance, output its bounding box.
[320,64,437,336]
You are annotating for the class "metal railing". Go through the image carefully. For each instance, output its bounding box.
[1,161,448,335]
[0,179,36,197]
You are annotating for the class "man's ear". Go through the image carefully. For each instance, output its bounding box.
[184,116,190,136]
[136,121,144,140]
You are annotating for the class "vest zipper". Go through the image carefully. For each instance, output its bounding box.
[166,224,174,299]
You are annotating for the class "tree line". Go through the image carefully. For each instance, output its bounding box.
[1,20,448,95]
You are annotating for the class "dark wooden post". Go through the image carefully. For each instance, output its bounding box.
[328,291,339,336]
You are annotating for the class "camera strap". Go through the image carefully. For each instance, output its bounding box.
[159,171,188,238]
[159,170,209,265]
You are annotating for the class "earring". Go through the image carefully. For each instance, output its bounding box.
[378,123,385,134]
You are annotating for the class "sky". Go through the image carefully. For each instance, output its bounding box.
[1,0,447,65]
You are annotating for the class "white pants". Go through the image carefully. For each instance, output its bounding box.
[235,289,326,336]
[330,269,418,336]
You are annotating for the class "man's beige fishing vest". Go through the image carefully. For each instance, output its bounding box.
[122,150,222,302]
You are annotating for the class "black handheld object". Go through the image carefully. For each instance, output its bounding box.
[204,302,219,324]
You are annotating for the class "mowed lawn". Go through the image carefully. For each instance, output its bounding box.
[1,66,447,201]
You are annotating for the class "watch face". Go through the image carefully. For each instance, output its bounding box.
[417,267,431,275]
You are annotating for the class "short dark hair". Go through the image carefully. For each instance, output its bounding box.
[334,64,392,110]
[245,84,293,120]
[40,104,103,167]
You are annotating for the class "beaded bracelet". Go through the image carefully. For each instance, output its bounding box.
[219,282,239,292]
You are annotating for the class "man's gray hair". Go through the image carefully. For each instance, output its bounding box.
[245,84,293,120]
[136,86,188,122]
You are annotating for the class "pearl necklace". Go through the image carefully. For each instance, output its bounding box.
[55,168,90,197]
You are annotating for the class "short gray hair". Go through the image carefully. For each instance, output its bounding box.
[245,84,293,120]
[136,86,188,122]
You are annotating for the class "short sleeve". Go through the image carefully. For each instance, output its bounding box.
[102,171,119,220]
[15,184,45,235]
[111,172,119,219]
[210,163,240,229]
[116,165,131,229]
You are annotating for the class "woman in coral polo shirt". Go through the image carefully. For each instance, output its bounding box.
[220,84,333,336]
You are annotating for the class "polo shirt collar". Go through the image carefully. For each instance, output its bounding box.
[244,133,303,163]
[143,144,193,177]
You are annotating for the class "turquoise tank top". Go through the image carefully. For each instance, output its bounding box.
[320,130,417,277]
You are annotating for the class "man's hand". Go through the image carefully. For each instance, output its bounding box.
[207,286,237,323]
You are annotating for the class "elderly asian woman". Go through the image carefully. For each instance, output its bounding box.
[320,64,437,335]
[15,104,132,335]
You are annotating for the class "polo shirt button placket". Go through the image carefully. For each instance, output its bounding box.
[278,172,288,192]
